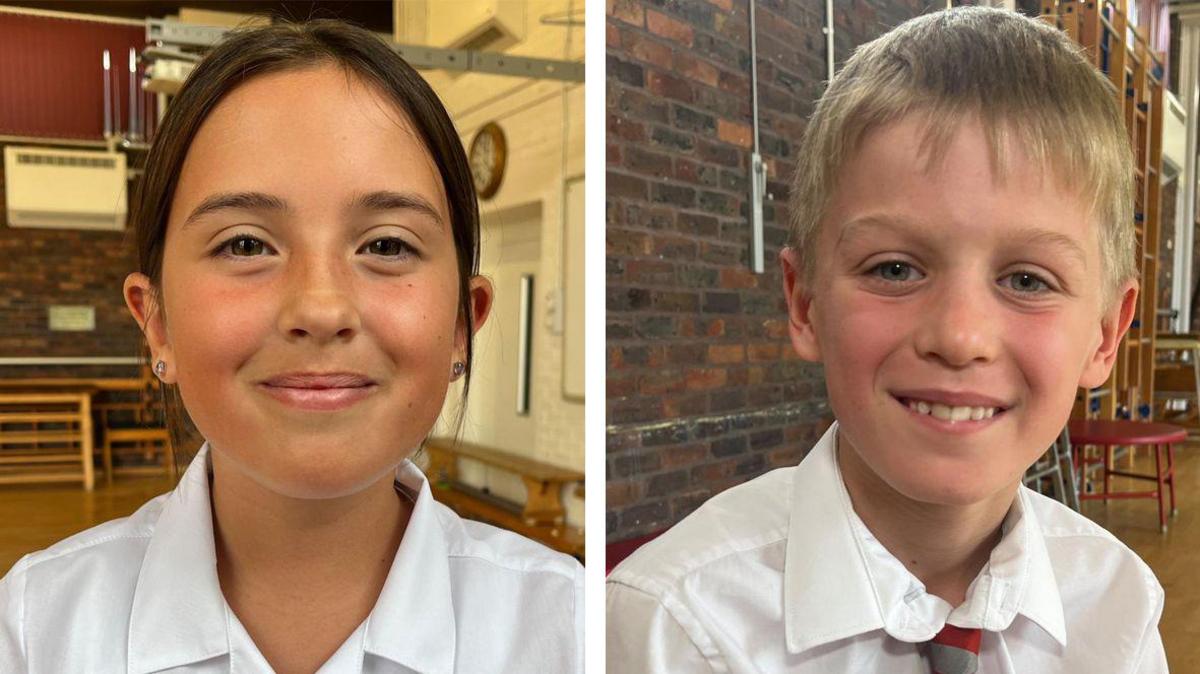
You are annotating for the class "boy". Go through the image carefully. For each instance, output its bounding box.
[607,7,1166,673]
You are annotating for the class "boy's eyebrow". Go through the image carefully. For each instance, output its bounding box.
[181,190,445,229]
[1014,228,1088,268]
[836,215,1088,267]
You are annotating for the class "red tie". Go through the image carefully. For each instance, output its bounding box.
[927,624,982,674]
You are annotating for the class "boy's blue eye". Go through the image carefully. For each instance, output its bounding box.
[869,261,920,283]
[1002,271,1051,294]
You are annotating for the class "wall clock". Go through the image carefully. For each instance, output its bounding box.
[469,122,507,200]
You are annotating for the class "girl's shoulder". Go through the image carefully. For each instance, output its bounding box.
[12,486,169,570]
[431,499,582,584]
[2,490,170,591]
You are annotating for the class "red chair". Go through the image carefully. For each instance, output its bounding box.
[1068,419,1186,532]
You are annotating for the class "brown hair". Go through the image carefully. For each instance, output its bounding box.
[128,18,481,465]
[788,7,1134,307]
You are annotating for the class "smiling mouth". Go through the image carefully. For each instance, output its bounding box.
[893,395,1009,423]
[258,383,377,411]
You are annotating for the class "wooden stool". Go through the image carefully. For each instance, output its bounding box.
[1068,419,1186,532]
[95,363,174,486]
[101,427,174,486]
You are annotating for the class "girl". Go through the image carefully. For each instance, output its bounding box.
[0,19,582,673]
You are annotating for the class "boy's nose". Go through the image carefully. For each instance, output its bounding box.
[912,282,999,368]
[276,259,362,343]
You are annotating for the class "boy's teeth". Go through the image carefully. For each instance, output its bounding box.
[905,398,998,423]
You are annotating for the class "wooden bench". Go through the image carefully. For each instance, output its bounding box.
[424,439,583,559]
[0,375,171,485]
[0,391,94,490]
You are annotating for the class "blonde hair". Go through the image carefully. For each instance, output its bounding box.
[789,7,1134,306]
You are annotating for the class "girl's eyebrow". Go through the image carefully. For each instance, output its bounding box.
[181,190,445,229]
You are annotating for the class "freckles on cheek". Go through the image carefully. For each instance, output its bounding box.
[365,282,456,354]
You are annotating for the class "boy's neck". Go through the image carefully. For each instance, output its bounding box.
[835,431,1015,607]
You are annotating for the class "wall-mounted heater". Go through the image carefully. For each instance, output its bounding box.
[3,146,127,231]
[397,0,526,52]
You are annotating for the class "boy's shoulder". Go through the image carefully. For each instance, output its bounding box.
[1020,486,1162,595]
[609,465,796,592]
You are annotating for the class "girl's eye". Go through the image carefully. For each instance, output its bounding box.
[868,260,922,283]
[211,236,419,260]
[214,235,271,258]
[1002,271,1052,294]
[360,237,419,260]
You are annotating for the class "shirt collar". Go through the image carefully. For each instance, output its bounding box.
[783,421,1067,655]
[128,441,228,673]
[127,442,458,674]
[362,459,457,674]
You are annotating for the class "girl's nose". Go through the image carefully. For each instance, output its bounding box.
[912,279,1000,368]
[276,259,362,342]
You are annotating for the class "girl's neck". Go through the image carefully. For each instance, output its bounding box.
[835,432,1013,607]
[207,446,411,617]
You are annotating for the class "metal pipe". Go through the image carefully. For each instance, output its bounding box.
[749,0,760,159]
[102,50,111,137]
[111,57,121,137]
[825,0,835,83]
[128,47,137,140]
[748,0,765,274]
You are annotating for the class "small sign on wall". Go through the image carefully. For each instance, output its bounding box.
[48,305,96,331]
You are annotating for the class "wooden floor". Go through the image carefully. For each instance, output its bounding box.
[2,449,1200,668]
[1081,439,1200,672]
[0,473,175,573]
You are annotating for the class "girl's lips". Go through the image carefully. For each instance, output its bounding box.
[258,383,377,411]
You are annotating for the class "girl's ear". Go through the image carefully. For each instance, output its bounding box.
[456,275,494,355]
[1079,279,1139,389]
[780,247,822,362]
[123,273,175,381]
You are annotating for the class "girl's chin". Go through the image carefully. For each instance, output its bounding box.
[215,447,403,500]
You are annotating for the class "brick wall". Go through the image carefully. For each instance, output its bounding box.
[0,142,145,381]
[605,0,944,542]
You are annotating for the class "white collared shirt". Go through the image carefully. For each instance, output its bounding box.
[0,442,583,673]
[607,421,1167,673]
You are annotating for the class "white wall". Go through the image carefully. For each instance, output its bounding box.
[418,0,585,528]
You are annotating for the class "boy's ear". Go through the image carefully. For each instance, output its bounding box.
[123,273,175,381]
[780,247,822,362]
[1078,279,1139,389]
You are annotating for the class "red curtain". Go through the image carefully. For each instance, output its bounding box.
[0,10,154,140]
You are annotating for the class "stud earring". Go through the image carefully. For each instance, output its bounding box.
[154,360,166,378]
[451,361,466,379]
